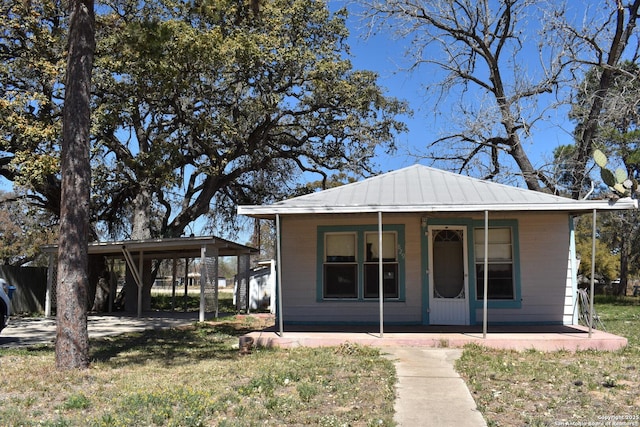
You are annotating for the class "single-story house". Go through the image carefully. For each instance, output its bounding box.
[238,165,637,332]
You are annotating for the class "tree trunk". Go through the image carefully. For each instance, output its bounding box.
[509,138,542,192]
[131,187,152,240]
[55,0,94,370]
[123,185,154,313]
[572,1,640,200]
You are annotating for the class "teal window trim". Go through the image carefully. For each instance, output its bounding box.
[469,219,521,310]
[317,224,406,302]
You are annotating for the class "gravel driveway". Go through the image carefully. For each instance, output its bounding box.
[0,312,200,348]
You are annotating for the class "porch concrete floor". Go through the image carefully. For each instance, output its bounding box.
[243,324,627,352]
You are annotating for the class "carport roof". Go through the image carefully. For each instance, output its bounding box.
[42,235,258,259]
[238,164,638,218]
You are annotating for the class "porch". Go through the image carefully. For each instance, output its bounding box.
[242,324,628,352]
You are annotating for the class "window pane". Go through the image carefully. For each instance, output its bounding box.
[476,264,514,299]
[326,233,356,262]
[490,244,512,261]
[364,264,398,298]
[475,228,512,261]
[365,232,397,261]
[490,228,511,243]
[433,231,465,298]
[474,228,511,244]
[324,264,357,298]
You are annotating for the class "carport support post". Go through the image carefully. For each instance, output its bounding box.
[45,252,54,317]
[171,257,177,311]
[108,259,115,313]
[276,214,284,337]
[121,246,145,317]
[212,248,219,319]
[199,245,206,322]
[183,258,189,312]
[590,209,596,338]
[483,210,489,339]
[137,251,143,318]
[378,211,384,339]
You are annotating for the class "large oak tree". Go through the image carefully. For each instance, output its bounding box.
[1,0,407,311]
[91,0,407,241]
[1,0,406,234]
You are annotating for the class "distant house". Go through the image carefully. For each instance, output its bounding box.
[238,165,636,328]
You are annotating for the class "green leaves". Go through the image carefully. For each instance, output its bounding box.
[0,0,66,192]
[1,0,408,239]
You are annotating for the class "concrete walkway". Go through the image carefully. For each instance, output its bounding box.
[384,347,487,427]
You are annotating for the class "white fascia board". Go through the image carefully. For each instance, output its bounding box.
[237,198,638,217]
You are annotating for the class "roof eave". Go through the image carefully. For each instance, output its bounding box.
[42,235,258,257]
[238,198,638,219]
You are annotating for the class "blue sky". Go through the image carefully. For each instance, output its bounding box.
[329,0,578,179]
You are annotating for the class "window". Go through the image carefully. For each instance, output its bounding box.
[324,233,357,298]
[474,227,514,300]
[364,232,398,298]
[319,226,404,300]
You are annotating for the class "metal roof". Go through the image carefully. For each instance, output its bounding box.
[42,235,258,259]
[238,164,638,218]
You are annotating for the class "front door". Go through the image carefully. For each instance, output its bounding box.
[428,226,469,325]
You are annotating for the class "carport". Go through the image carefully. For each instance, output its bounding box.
[43,236,258,321]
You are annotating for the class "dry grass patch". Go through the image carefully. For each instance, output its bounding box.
[456,296,640,427]
[0,315,396,426]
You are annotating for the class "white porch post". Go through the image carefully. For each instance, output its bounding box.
[276,214,284,337]
[378,211,384,338]
[590,209,597,338]
[199,244,206,322]
[483,210,489,339]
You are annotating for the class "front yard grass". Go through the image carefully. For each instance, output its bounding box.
[3,295,639,426]
[0,315,396,426]
[456,295,640,427]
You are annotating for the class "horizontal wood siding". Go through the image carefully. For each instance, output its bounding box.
[564,252,577,325]
[280,212,575,326]
[280,214,422,324]
[474,212,572,324]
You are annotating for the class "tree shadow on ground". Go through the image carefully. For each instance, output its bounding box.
[90,319,265,367]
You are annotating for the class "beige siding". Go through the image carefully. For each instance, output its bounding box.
[474,212,573,324]
[279,212,576,326]
[564,249,578,325]
[280,214,423,324]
